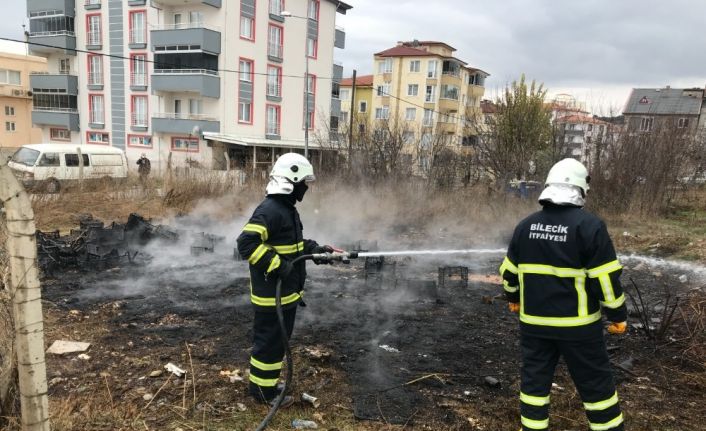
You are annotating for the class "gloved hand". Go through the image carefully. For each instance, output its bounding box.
[607,321,627,335]
[312,245,335,265]
[508,302,520,313]
[276,259,293,281]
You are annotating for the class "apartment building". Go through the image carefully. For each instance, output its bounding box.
[0,41,46,156]
[623,87,704,134]
[26,0,350,174]
[339,74,373,130]
[368,40,488,148]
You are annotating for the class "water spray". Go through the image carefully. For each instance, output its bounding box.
[357,248,506,258]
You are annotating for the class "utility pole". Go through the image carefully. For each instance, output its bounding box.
[348,69,356,169]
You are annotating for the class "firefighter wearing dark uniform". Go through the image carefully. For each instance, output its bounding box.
[237,153,332,406]
[500,158,627,431]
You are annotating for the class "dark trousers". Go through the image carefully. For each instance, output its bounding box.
[248,307,297,401]
[520,335,624,431]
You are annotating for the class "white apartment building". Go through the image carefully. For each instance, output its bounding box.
[26,0,350,174]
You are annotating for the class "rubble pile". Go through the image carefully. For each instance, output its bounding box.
[36,213,224,274]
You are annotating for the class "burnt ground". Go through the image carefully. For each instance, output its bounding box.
[37,242,706,431]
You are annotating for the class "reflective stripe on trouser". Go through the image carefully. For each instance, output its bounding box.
[520,335,624,431]
[249,307,297,402]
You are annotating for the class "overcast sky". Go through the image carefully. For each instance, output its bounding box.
[3,0,705,113]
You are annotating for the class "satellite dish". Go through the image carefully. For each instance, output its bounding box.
[191,125,202,139]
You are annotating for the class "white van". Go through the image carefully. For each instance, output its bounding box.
[7,144,128,193]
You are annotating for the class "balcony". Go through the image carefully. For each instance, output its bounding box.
[30,73,78,94]
[331,97,341,118]
[152,113,220,135]
[334,26,345,49]
[27,0,75,16]
[28,31,76,56]
[332,62,343,81]
[151,25,221,54]
[84,0,100,10]
[152,69,220,98]
[32,108,80,131]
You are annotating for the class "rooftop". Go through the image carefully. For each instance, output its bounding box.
[623,88,704,116]
[340,75,374,87]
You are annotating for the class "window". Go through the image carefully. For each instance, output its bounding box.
[307,74,316,94]
[427,60,438,78]
[189,11,203,27]
[440,84,459,100]
[423,109,434,126]
[407,84,419,96]
[304,74,316,129]
[59,58,71,74]
[189,98,202,115]
[375,106,390,120]
[266,105,281,135]
[341,111,349,124]
[640,117,653,132]
[65,153,90,166]
[409,60,420,73]
[128,134,152,148]
[403,131,415,143]
[378,58,393,74]
[405,108,416,121]
[5,106,15,116]
[172,137,199,152]
[88,54,102,85]
[131,96,148,127]
[587,124,593,131]
[50,128,71,141]
[307,37,318,58]
[267,65,282,97]
[129,10,146,45]
[0,69,21,85]
[269,0,283,16]
[87,14,102,46]
[377,82,391,97]
[340,89,350,100]
[268,25,283,58]
[86,131,109,145]
[239,102,252,123]
[131,54,147,87]
[425,85,436,103]
[89,94,104,124]
[5,122,16,132]
[239,59,253,82]
[359,101,367,113]
[38,153,60,167]
[308,0,319,20]
[240,15,254,40]
[678,118,690,128]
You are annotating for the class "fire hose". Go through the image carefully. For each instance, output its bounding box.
[256,250,358,431]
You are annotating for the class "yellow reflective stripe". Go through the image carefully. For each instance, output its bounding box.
[521,416,549,430]
[599,274,616,302]
[248,244,269,265]
[249,374,278,387]
[243,223,268,241]
[266,254,281,274]
[520,311,602,327]
[586,260,622,278]
[520,392,550,406]
[499,256,519,275]
[601,294,626,309]
[589,413,624,431]
[504,280,518,293]
[575,276,588,316]
[584,391,619,411]
[250,292,301,307]
[519,264,585,278]
[250,357,283,371]
[272,242,305,254]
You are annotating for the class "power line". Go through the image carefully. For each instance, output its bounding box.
[1,37,339,80]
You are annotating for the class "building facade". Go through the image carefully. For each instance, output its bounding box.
[623,87,704,135]
[26,0,350,174]
[339,74,373,131]
[0,41,46,155]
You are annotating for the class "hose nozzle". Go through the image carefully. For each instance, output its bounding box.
[311,250,359,264]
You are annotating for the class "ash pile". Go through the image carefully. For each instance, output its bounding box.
[36,213,225,275]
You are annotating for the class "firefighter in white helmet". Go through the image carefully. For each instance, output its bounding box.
[500,158,627,431]
[237,153,333,408]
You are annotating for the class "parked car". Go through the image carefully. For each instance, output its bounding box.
[7,143,128,193]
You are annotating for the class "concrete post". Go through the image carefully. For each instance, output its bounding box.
[0,165,50,431]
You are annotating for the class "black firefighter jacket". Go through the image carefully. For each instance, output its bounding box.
[500,204,628,340]
[237,194,319,312]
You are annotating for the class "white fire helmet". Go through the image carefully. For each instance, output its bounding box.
[544,158,590,193]
[271,153,315,183]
